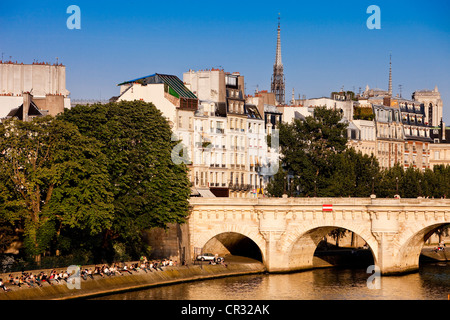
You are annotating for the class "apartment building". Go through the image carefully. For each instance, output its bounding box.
[372,104,405,169]
[429,121,450,169]
[398,98,432,170]
[183,69,275,197]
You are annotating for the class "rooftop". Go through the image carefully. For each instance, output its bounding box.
[118,73,197,100]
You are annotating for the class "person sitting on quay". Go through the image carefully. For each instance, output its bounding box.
[50,270,62,285]
[131,263,139,272]
[113,264,123,276]
[122,264,133,275]
[1,256,185,292]
[81,268,94,280]
[152,261,163,271]
[140,262,149,273]
[39,272,51,286]
[0,279,11,292]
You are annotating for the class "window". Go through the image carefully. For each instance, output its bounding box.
[434,151,440,160]
[429,103,433,124]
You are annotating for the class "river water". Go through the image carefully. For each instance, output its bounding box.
[95,262,450,300]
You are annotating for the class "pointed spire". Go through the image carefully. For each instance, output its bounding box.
[388,53,392,97]
[275,13,283,67]
[271,13,285,105]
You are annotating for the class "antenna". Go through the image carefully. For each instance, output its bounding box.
[398,84,403,98]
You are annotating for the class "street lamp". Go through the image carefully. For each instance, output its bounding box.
[418,179,422,197]
[314,180,317,197]
[372,176,375,195]
[396,176,399,194]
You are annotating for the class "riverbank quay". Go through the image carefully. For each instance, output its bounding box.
[0,262,266,300]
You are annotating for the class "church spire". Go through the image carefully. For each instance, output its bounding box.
[271,13,285,105]
[275,14,282,67]
[388,53,392,97]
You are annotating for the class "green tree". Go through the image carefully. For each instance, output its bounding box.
[60,100,191,260]
[0,117,114,264]
[432,165,450,198]
[403,167,423,198]
[276,107,357,197]
[266,165,287,197]
[376,163,404,198]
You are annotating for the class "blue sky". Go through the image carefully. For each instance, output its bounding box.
[1,0,449,123]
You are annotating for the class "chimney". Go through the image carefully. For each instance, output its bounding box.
[23,92,32,122]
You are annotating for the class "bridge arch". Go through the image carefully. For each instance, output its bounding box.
[193,224,267,263]
[202,232,264,262]
[281,222,379,272]
[393,221,450,272]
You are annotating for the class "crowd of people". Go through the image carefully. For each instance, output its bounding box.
[81,259,179,279]
[0,257,181,292]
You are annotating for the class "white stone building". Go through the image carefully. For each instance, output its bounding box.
[0,61,71,119]
[303,97,354,121]
[412,86,443,128]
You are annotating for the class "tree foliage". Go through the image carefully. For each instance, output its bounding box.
[270,107,379,197]
[0,117,114,263]
[60,100,191,260]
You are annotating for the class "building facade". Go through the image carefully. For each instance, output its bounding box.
[183,69,276,197]
[398,98,432,170]
[412,87,443,128]
[429,121,450,168]
[372,104,405,169]
[0,61,70,119]
[303,97,354,121]
[347,119,377,157]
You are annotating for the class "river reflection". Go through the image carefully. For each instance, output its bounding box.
[94,262,450,300]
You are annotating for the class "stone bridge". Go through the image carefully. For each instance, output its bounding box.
[188,197,450,275]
